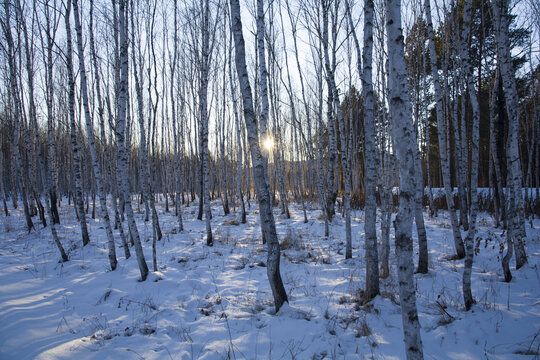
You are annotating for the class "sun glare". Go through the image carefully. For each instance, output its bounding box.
[262,136,275,152]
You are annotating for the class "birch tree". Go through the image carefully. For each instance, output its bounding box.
[116,0,149,281]
[24,0,68,260]
[228,29,246,224]
[89,0,130,259]
[356,0,380,299]
[386,0,424,357]
[457,0,480,310]
[17,0,48,227]
[321,0,352,259]
[170,0,184,232]
[65,0,90,247]
[1,0,34,233]
[492,0,528,281]
[199,0,214,246]
[72,0,117,270]
[230,0,288,312]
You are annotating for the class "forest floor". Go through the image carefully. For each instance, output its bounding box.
[0,197,539,359]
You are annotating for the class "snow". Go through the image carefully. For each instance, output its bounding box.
[0,199,539,359]
[422,187,540,200]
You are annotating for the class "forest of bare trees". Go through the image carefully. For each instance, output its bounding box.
[1,0,539,357]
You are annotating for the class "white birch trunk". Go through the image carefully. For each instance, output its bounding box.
[117,0,149,281]
[72,0,117,271]
[359,0,380,298]
[230,0,288,312]
[170,0,184,232]
[492,0,528,278]
[458,0,480,310]
[65,0,90,247]
[386,0,424,357]
[200,0,213,246]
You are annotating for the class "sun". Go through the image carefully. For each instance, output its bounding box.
[262,136,275,152]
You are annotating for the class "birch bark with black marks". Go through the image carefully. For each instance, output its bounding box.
[492,0,528,279]
[457,0,480,310]
[230,0,288,312]
[116,0,149,281]
[72,0,117,270]
[65,0,90,247]
[170,0,184,232]
[130,1,162,256]
[90,0,130,259]
[386,0,424,357]
[353,0,379,297]
[199,0,213,246]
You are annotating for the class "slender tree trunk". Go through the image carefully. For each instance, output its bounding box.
[65,0,90,247]
[278,6,306,222]
[452,75,469,231]
[286,0,316,209]
[314,54,329,236]
[73,0,117,270]
[230,0,288,312]
[0,154,8,216]
[414,144,428,273]
[117,0,149,281]
[18,0,46,228]
[376,34,392,278]
[425,0,464,259]
[386,0,424,357]
[32,0,68,260]
[356,0,380,298]
[458,0,480,310]
[171,0,184,232]
[493,0,528,274]
[200,0,213,246]
[490,71,506,228]
[322,2,352,259]
[2,0,33,232]
[228,39,246,224]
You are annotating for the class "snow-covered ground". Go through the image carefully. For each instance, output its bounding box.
[0,198,539,359]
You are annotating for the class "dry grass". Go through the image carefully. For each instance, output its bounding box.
[280,228,305,251]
